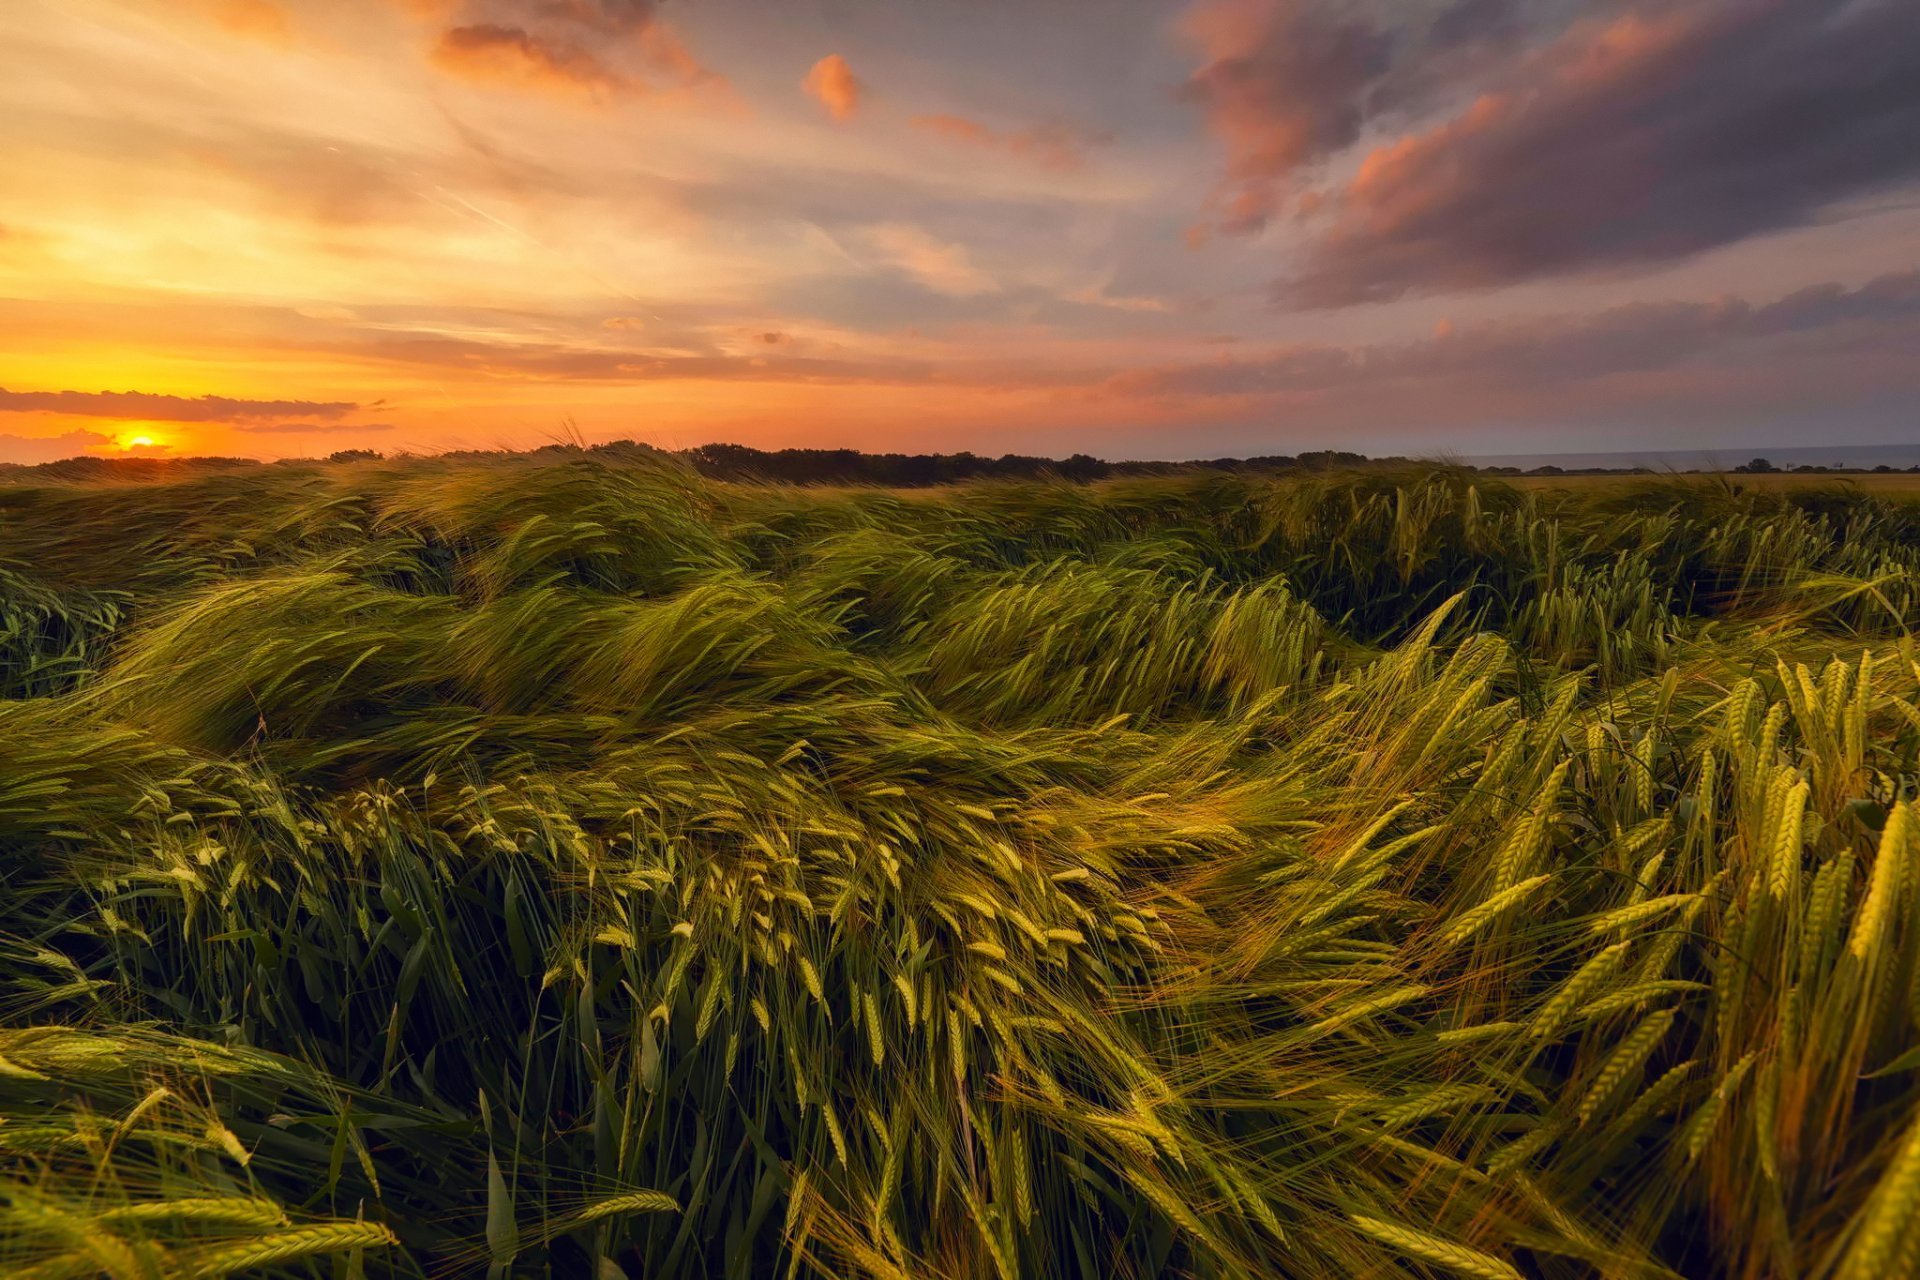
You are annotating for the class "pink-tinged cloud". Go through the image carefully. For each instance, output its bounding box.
[422,1,724,100]
[433,23,629,97]
[911,114,1093,172]
[1177,0,1581,238]
[804,54,862,121]
[1180,0,1390,234]
[1186,0,1920,303]
[0,388,359,422]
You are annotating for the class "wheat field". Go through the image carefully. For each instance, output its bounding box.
[4,453,1920,1279]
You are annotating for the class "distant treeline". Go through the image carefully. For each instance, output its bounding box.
[3,439,1911,485]
[0,441,1381,486]
[678,442,1381,484]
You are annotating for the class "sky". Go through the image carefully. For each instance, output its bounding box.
[2,0,1917,464]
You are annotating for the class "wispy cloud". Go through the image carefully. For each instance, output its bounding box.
[1115,270,1920,400]
[860,224,997,297]
[235,420,397,434]
[911,114,1095,172]
[0,388,359,422]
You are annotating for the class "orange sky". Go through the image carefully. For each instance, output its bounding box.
[3,0,1918,463]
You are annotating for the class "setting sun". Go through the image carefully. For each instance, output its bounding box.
[125,434,155,448]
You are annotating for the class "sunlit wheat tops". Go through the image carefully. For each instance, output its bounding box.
[3,455,1920,1278]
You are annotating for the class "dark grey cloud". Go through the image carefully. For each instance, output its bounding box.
[1284,0,1920,303]
[1181,0,1584,235]
[534,0,657,33]
[1427,0,1523,49]
[0,388,359,422]
[1180,1,1920,302]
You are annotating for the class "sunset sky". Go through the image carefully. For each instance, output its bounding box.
[2,0,1917,463]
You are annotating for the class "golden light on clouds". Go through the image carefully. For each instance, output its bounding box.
[1,0,1918,467]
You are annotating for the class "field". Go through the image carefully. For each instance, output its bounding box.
[4,454,1920,1279]
[1503,471,1920,496]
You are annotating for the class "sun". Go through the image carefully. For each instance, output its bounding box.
[109,426,174,453]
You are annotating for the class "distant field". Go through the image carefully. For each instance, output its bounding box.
[4,457,1920,1279]
[1508,469,1920,493]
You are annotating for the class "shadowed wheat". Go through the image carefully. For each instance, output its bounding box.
[3,455,1919,1277]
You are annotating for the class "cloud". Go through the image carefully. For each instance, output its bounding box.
[1116,269,1920,399]
[861,224,998,297]
[0,388,359,423]
[1177,0,1613,239]
[633,23,723,92]
[349,332,938,384]
[204,0,294,43]
[434,23,628,97]
[1428,0,1522,49]
[1181,0,1920,303]
[804,54,863,122]
[911,114,1094,172]
[235,421,397,434]
[330,270,1920,400]
[1061,285,1175,314]
[422,1,723,100]
[0,430,114,466]
[424,0,660,39]
[330,324,1112,390]
[179,125,441,229]
[1179,0,1394,234]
